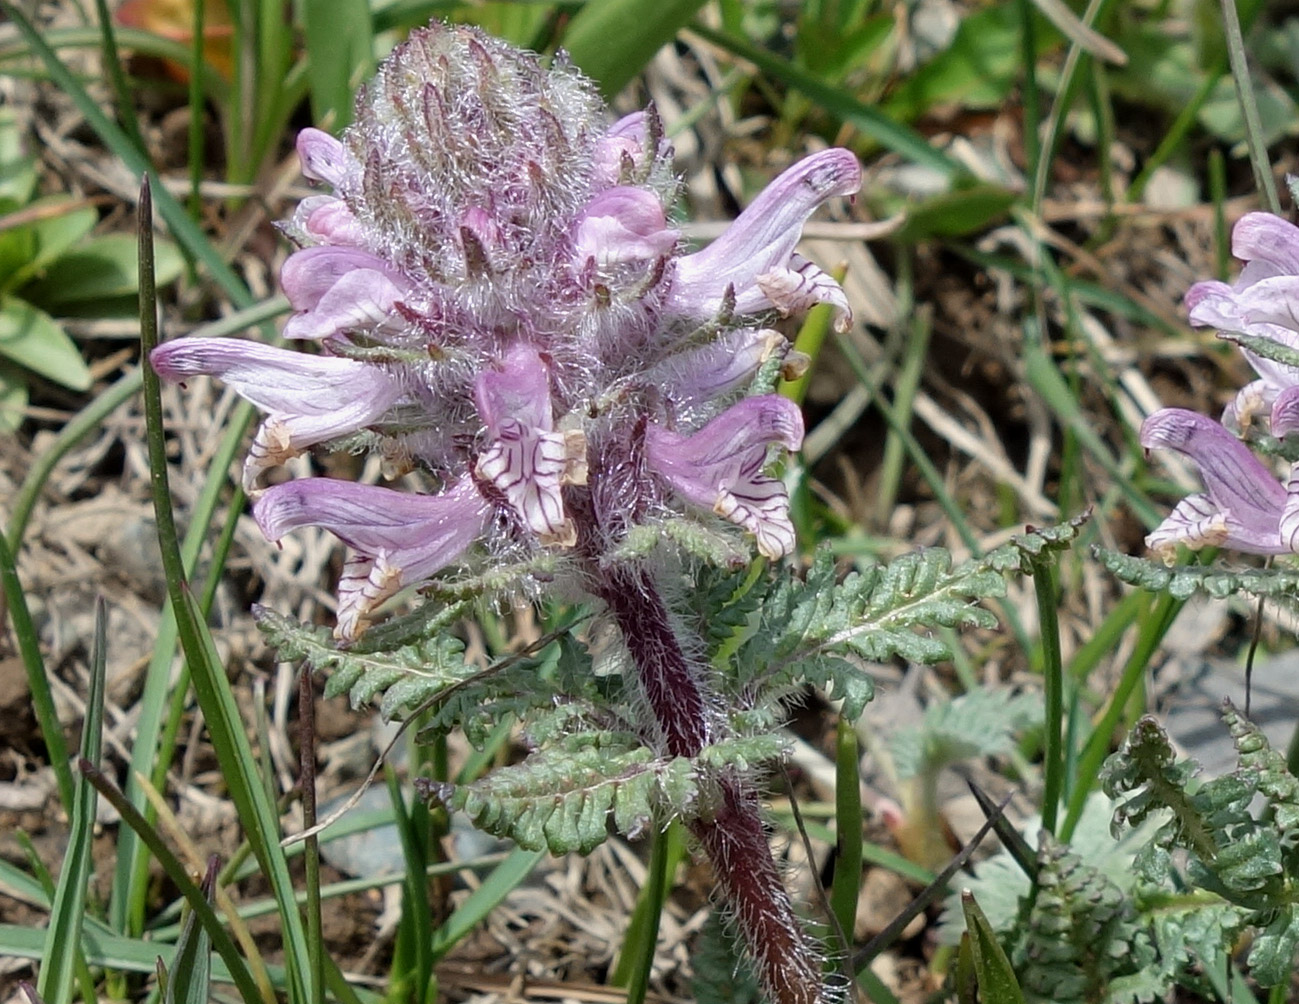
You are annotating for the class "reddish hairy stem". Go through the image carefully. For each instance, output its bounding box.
[599,566,826,1004]
[691,777,823,1004]
[598,565,710,758]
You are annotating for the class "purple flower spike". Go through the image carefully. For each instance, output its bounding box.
[474,344,585,544]
[1186,212,1299,431]
[151,338,404,488]
[1139,408,1299,559]
[645,395,804,559]
[280,246,411,340]
[668,149,861,330]
[254,476,490,640]
[161,22,854,633]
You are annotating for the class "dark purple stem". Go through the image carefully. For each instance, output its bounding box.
[598,565,710,757]
[692,777,823,1004]
[598,565,824,1004]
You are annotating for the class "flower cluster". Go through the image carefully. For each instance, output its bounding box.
[1142,212,1299,561]
[152,22,861,640]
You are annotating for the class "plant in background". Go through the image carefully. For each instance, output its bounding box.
[151,20,1084,1003]
[0,108,182,428]
[1094,207,1299,997]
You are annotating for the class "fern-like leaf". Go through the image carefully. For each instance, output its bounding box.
[423,730,791,855]
[422,733,662,854]
[730,518,1088,721]
[1095,548,1299,600]
[1221,698,1299,834]
[1016,834,1160,1004]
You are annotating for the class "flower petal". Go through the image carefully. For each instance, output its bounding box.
[254,476,489,639]
[1271,385,1299,439]
[474,344,553,433]
[1144,494,1233,563]
[573,187,678,266]
[645,395,804,558]
[1277,462,1299,555]
[648,327,785,410]
[667,149,860,323]
[1140,408,1287,553]
[152,337,405,486]
[754,254,852,331]
[473,344,583,541]
[1231,212,1299,275]
[1223,379,1274,432]
[297,128,351,187]
[280,246,411,340]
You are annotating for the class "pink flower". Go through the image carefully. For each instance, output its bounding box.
[1186,213,1299,433]
[645,396,805,559]
[254,476,490,640]
[1140,408,1299,561]
[150,338,404,489]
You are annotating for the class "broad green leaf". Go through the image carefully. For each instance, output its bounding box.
[0,107,37,204]
[7,196,98,289]
[0,363,27,431]
[0,295,92,390]
[0,204,35,289]
[22,233,184,307]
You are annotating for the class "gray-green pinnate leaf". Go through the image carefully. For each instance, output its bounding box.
[424,731,790,855]
[256,607,480,712]
[1247,907,1299,988]
[1095,548,1299,600]
[729,517,1088,720]
[1017,834,1160,1004]
[422,735,665,854]
[1222,698,1299,833]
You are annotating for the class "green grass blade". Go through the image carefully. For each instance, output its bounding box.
[830,719,863,957]
[960,891,1025,1004]
[1059,592,1182,842]
[187,0,207,221]
[1220,0,1279,212]
[611,821,684,1002]
[387,769,435,1003]
[1030,558,1064,836]
[35,598,105,1004]
[429,847,544,963]
[137,178,314,1000]
[302,0,373,129]
[561,0,709,98]
[78,763,264,1004]
[163,859,215,1004]
[0,27,229,102]
[90,0,146,155]
[688,23,962,179]
[0,533,74,809]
